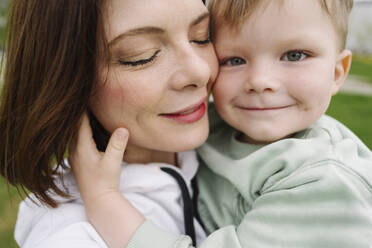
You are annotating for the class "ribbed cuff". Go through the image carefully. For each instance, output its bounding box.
[127,220,192,248]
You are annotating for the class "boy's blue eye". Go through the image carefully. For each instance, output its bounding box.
[222,57,246,66]
[282,51,307,62]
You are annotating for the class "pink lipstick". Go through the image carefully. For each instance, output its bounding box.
[160,98,207,124]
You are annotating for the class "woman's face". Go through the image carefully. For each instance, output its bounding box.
[90,0,218,159]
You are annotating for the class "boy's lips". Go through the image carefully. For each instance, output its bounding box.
[159,97,208,124]
[241,106,290,110]
[237,104,294,111]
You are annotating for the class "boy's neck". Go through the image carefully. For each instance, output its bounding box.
[237,132,296,145]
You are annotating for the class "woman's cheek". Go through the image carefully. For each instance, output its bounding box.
[95,83,125,111]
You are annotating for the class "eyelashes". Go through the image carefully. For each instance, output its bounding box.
[281,50,309,62]
[118,50,161,67]
[220,57,246,67]
[118,37,211,68]
[191,37,211,45]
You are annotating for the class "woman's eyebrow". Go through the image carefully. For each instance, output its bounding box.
[109,12,210,47]
[109,27,164,47]
[190,12,210,27]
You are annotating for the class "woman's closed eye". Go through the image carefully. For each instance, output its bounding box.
[220,57,246,67]
[191,37,211,45]
[281,50,309,62]
[119,50,161,67]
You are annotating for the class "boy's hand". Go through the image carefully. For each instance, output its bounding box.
[69,113,145,248]
[69,112,129,205]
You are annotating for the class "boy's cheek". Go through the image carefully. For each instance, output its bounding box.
[212,75,230,100]
[214,69,246,97]
[212,77,238,113]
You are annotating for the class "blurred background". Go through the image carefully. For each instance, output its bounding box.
[1,0,372,247]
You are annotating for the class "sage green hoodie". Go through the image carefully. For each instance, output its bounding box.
[128,106,372,248]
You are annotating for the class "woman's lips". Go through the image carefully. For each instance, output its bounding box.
[160,97,207,124]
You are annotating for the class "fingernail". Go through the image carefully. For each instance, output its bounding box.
[115,128,128,141]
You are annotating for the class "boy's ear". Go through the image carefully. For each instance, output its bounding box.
[332,49,352,95]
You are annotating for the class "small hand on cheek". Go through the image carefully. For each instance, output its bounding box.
[69,113,145,248]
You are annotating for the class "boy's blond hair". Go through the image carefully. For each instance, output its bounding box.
[208,0,353,50]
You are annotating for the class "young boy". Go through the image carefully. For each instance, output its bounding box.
[74,0,372,247]
[195,1,372,247]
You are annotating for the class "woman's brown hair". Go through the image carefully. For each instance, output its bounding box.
[0,0,109,208]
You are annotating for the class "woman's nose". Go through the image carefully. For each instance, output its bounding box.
[169,45,211,91]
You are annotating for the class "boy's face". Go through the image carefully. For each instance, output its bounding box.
[212,0,351,144]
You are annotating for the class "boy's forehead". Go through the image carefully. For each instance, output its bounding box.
[213,0,326,31]
[242,0,328,24]
[220,1,326,28]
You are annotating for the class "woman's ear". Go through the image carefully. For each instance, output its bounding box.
[332,49,352,95]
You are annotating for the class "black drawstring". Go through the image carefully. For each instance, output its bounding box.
[161,167,196,246]
[191,177,205,231]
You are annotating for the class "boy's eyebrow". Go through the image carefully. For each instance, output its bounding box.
[108,27,164,47]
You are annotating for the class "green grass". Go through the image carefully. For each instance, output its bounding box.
[326,93,372,149]
[349,55,372,84]
[0,178,22,248]
[0,4,18,243]
[0,2,8,49]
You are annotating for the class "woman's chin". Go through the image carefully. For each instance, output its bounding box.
[163,119,209,152]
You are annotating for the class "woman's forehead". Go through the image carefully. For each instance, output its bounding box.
[104,0,207,42]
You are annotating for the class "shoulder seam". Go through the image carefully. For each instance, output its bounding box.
[263,159,372,195]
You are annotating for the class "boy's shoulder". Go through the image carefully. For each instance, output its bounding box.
[301,115,370,150]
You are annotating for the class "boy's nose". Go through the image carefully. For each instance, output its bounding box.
[244,63,279,94]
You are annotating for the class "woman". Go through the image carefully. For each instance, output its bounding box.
[0,0,217,247]
[71,1,372,248]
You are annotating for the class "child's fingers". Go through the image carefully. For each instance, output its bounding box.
[70,112,100,165]
[102,128,129,167]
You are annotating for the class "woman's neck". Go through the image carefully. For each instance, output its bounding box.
[123,145,177,166]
